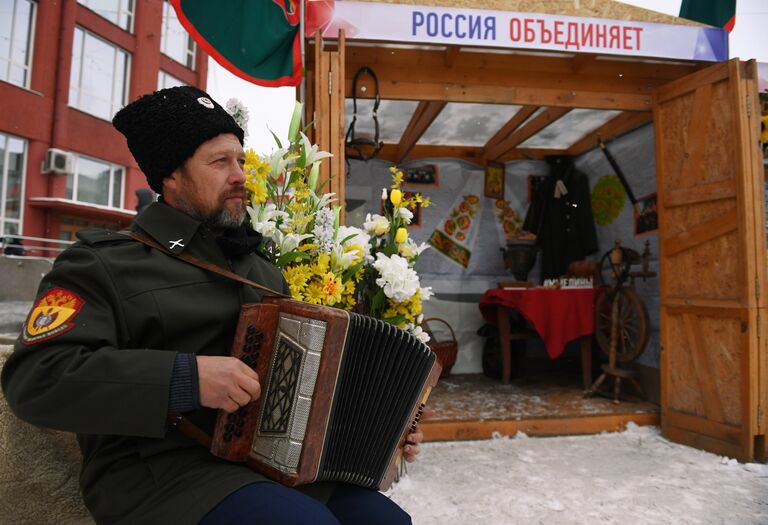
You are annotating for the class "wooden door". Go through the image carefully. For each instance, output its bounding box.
[654,59,766,462]
[309,31,346,220]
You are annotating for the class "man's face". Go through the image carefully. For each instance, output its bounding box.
[163,133,247,228]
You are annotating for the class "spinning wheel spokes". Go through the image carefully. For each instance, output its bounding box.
[594,287,649,363]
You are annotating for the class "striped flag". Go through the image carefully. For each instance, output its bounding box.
[617,1,737,32]
[171,0,302,87]
[680,0,736,31]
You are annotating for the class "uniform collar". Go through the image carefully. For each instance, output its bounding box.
[134,201,202,255]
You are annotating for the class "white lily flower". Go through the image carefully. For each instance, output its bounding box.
[273,231,313,254]
[314,192,336,209]
[398,207,414,224]
[337,226,370,251]
[299,132,333,166]
[267,147,292,190]
[330,244,358,270]
[246,207,278,238]
[363,213,390,236]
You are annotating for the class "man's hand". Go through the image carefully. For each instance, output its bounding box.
[403,428,423,463]
[196,356,261,413]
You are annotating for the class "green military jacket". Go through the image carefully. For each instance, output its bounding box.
[1,202,292,524]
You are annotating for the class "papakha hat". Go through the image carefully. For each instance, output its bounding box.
[112,86,244,194]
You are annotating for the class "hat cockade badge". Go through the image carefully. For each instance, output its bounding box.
[197,97,214,109]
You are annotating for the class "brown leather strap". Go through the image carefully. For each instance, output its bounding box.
[168,414,213,448]
[122,228,288,448]
[121,230,288,298]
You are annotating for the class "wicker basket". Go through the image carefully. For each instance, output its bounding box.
[422,317,458,379]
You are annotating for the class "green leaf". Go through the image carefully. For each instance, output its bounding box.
[308,162,320,192]
[267,127,283,149]
[370,289,385,317]
[298,143,307,169]
[342,260,364,281]
[276,250,309,268]
[339,233,357,245]
[316,177,330,193]
[333,205,341,231]
[383,315,407,326]
[287,101,303,143]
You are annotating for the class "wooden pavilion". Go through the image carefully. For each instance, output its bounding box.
[303,0,767,463]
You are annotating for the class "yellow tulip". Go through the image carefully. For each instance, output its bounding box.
[390,189,402,206]
[395,227,408,244]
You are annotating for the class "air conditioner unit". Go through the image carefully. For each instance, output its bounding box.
[44,148,74,175]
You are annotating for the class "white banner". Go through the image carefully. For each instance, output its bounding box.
[315,1,728,62]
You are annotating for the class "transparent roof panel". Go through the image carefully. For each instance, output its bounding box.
[417,103,521,146]
[517,109,621,149]
[344,99,419,144]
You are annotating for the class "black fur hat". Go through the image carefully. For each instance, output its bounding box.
[112,86,244,194]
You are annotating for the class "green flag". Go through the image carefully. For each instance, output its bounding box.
[680,0,737,31]
[171,0,302,87]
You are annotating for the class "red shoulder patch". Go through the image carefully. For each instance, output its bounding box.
[21,288,85,346]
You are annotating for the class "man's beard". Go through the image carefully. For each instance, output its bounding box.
[177,194,246,230]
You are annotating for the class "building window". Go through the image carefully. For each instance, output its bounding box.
[158,70,185,90]
[161,0,195,69]
[77,0,134,32]
[69,26,130,121]
[66,154,124,209]
[0,132,27,236]
[0,0,37,89]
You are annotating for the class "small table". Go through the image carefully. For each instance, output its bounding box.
[479,287,601,387]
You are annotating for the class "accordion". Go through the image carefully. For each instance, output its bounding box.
[209,297,442,491]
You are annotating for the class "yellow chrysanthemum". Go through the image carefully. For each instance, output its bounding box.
[304,281,325,304]
[283,264,312,291]
[311,253,330,275]
[248,180,268,205]
[245,148,259,166]
[321,272,343,305]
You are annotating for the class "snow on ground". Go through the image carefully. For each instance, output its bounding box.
[387,424,768,525]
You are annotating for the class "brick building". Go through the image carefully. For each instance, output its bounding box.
[0,0,207,251]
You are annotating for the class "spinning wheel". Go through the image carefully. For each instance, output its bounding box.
[594,287,649,363]
[594,244,651,363]
[588,240,655,402]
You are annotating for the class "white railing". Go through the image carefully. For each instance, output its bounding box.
[1,235,75,258]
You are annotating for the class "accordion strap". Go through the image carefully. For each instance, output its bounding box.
[120,230,288,298]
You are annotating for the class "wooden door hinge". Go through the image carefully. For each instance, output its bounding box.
[746,94,752,117]
[328,75,333,96]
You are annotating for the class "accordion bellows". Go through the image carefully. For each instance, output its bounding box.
[210,298,441,490]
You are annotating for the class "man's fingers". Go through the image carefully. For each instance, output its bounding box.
[237,374,261,402]
[407,430,424,444]
[222,399,240,413]
[404,443,420,463]
[228,388,251,408]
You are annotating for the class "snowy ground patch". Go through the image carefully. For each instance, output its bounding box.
[387,424,768,524]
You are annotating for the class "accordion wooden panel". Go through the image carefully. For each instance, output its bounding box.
[210,298,441,490]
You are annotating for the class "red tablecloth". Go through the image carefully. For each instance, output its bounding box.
[479,288,601,359]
